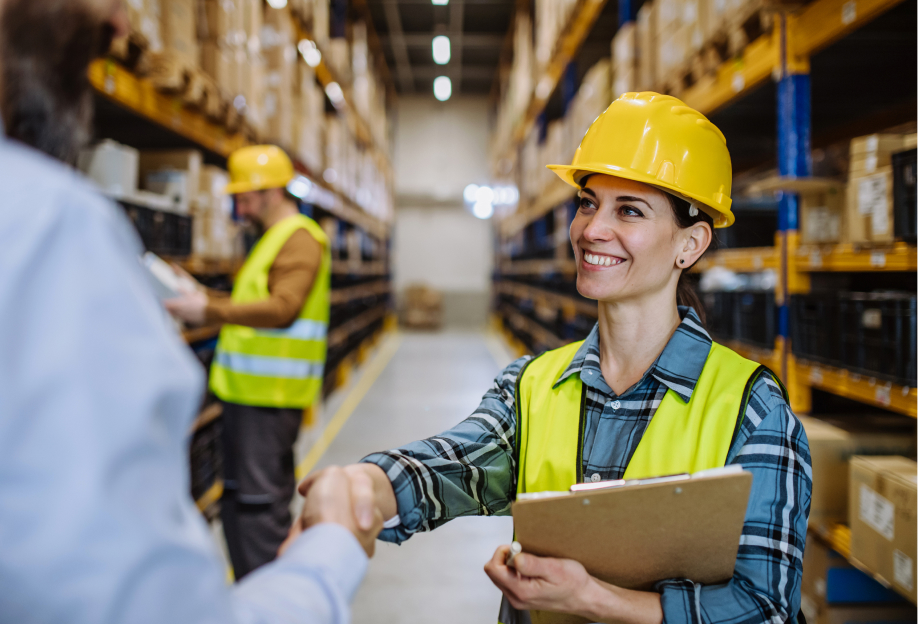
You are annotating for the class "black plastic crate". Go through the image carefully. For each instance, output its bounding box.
[120,202,193,257]
[893,149,916,242]
[715,209,778,249]
[790,294,842,367]
[702,291,736,341]
[735,291,776,350]
[839,292,917,387]
[189,413,223,517]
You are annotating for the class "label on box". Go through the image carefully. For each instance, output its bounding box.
[865,154,878,172]
[857,174,887,216]
[894,550,914,591]
[859,484,895,540]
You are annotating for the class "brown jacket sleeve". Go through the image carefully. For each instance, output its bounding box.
[204,228,323,328]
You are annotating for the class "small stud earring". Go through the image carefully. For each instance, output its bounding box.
[680,259,685,264]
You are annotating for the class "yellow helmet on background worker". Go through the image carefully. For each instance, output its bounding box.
[225,145,295,195]
[547,92,735,227]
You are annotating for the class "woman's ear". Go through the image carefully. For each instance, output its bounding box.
[677,222,713,268]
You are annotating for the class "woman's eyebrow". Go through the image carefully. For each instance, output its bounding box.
[617,195,653,209]
[579,187,598,199]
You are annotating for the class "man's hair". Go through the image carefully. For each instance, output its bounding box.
[1,0,115,164]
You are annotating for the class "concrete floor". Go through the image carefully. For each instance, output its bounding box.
[300,329,516,624]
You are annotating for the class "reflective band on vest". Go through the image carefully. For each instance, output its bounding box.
[210,214,331,408]
[515,341,764,495]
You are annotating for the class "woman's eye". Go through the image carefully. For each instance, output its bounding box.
[578,197,596,210]
[620,205,644,218]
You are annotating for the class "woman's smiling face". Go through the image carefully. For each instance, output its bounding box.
[569,174,706,304]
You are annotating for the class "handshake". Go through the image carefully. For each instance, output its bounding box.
[280,464,390,558]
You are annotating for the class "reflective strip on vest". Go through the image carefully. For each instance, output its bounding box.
[210,214,331,408]
[214,351,325,380]
[255,319,328,341]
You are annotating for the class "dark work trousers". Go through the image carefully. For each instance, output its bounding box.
[220,400,302,579]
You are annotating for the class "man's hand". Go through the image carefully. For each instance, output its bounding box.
[280,466,384,558]
[164,290,208,325]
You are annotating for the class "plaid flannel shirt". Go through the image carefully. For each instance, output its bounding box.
[363,307,812,624]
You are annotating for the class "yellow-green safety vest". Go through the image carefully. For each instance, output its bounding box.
[515,340,765,493]
[499,340,776,624]
[210,214,331,409]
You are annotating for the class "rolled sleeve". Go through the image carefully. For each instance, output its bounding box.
[658,374,812,624]
[361,356,531,543]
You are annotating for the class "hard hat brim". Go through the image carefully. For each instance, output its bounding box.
[547,163,734,228]
[225,176,294,196]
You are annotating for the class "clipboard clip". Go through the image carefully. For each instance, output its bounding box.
[569,473,690,492]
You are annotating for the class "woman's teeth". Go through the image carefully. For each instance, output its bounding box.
[584,252,622,267]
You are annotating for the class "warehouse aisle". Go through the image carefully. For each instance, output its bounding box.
[303,330,516,624]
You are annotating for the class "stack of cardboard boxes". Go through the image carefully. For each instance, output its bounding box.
[611,24,637,99]
[847,133,917,244]
[402,285,444,330]
[262,5,297,146]
[801,415,917,620]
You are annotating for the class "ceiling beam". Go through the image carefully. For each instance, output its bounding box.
[382,2,415,92]
[380,33,503,48]
[412,64,492,81]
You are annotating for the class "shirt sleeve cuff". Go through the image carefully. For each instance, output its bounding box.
[655,579,697,624]
[279,523,369,603]
[360,453,422,544]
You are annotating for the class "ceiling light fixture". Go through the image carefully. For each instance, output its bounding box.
[432,35,450,65]
[432,0,449,5]
[267,0,287,7]
[325,82,345,107]
[433,76,452,101]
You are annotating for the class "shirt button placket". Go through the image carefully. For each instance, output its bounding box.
[611,400,621,410]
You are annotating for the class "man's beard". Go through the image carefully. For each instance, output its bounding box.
[1,0,115,165]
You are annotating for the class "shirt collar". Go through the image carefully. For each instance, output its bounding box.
[552,306,713,403]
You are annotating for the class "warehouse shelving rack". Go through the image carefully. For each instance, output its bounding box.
[493,0,916,603]
[90,17,396,516]
[494,0,916,419]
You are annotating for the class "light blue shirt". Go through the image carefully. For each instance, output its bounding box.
[0,138,367,624]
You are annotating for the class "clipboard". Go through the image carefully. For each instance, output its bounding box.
[511,467,752,623]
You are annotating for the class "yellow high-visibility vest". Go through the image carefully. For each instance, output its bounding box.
[514,340,765,495]
[499,340,772,624]
[210,214,331,409]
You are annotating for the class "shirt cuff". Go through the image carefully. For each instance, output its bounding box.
[281,523,369,603]
[655,579,698,624]
[360,453,422,544]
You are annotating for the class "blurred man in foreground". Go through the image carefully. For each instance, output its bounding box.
[0,1,380,622]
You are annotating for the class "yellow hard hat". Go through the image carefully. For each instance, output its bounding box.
[547,92,734,227]
[225,145,295,195]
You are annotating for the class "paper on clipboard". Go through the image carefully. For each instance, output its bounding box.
[511,466,752,621]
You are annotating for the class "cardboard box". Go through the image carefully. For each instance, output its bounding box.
[636,2,657,90]
[847,168,895,243]
[801,416,916,526]
[139,149,203,200]
[851,134,911,157]
[160,0,198,64]
[849,456,917,603]
[802,535,912,624]
[799,184,846,244]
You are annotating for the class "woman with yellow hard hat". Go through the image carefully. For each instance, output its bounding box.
[291,93,811,624]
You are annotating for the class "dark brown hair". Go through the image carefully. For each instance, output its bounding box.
[666,193,715,325]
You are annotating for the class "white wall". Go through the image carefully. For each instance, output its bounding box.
[392,207,493,293]
[391,95,494,326]
[393,96,492,203]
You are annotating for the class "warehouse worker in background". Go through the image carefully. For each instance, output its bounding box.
[0,1,380,623]
[166,144,332,578]
[300,93,812,624]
